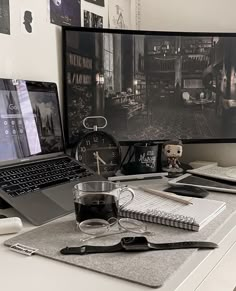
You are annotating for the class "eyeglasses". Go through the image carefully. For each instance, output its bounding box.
[79,218,152,243]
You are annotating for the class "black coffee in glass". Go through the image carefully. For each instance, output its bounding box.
[74,193,118,223]
[73,181,134,234]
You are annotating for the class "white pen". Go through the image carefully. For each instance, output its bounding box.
[137,186,193,205]
[108,172,168,182]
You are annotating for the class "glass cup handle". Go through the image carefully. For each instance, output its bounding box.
[119,187,135,210]
[72,188,77,199]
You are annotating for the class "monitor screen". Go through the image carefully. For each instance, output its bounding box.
[0,79,64,162]
[62,27,236,146]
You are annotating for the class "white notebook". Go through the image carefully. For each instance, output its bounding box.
[119,188,226,231]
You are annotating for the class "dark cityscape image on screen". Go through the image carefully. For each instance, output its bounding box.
[64,30,236,144]
[30,92,64,154]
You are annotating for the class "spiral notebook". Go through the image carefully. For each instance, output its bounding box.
[119,188,226,231]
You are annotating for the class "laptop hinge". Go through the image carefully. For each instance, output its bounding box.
[0,197,11,209]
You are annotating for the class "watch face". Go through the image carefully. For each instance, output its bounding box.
[121,237,149,251]
[76,131,121,177]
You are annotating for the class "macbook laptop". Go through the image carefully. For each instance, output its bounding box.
[0,78,104,225]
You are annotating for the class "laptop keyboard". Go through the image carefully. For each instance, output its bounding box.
[0,157,94,198]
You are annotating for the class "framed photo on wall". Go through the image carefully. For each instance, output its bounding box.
[84,10,103,28]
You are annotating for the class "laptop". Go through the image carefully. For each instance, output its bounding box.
[0,78,104,225]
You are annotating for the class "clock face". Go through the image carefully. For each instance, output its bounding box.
[75,131,121,178]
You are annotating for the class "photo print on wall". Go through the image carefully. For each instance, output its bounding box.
[84,0,105,7]
[84,10,103,28]
[0,0,10,35]
[50,0,81,26]
[108,0,131,29]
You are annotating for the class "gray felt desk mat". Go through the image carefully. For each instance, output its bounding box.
[4,190,236,288]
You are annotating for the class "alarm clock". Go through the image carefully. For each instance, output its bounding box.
[74,116,121,178]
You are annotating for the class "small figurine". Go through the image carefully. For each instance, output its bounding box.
[162,140,183,176]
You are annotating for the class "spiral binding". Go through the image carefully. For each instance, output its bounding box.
[119,209,197,231]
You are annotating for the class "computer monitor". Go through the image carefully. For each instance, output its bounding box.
[62,27,236,146]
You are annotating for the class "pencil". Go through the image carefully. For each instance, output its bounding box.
[138,186,193,205]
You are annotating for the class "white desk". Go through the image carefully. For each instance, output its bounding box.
[0,207,236,291]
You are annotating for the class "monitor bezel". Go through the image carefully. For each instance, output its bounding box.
[62,26,236,146]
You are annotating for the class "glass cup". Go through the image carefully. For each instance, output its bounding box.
[73,181,135,235]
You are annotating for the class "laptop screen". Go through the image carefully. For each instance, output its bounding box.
[0,79,64,162]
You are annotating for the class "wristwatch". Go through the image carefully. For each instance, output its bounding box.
[60,236,218,255]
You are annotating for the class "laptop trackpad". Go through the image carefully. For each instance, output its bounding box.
[42,183,74,211]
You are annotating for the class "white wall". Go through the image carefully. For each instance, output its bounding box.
[139,0,236,33]
[0,0,61,94]
[139,0,236,166]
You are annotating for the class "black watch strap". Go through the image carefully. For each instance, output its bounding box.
[60,236,218,255]
[60,242,123,255]
[149,241,218,250]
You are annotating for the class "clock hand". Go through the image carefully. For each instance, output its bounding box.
[93,152,100,175]
[96,153,106,165]
[93,151,106,165]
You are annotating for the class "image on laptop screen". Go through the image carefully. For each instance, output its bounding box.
[0,79,64,162]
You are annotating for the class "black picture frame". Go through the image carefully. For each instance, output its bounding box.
[62,26,236,147]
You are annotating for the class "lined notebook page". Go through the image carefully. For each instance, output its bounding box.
[119,188,226,231]
[121,189,186,213]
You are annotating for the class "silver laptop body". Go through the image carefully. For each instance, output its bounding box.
[0,79,103,225]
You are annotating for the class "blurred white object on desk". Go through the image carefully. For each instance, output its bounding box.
[0,217,23,235]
